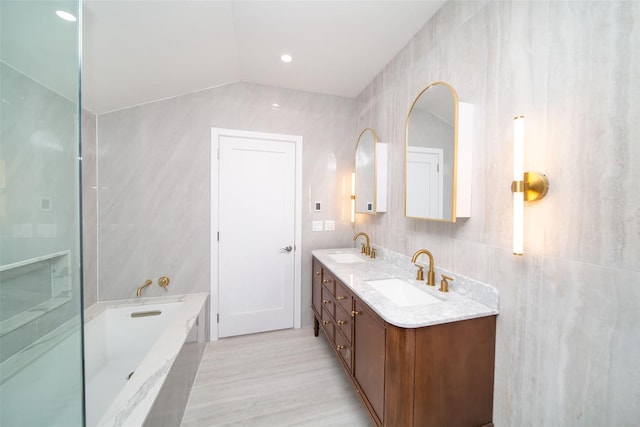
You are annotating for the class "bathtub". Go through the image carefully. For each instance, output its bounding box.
[84,293,208,427]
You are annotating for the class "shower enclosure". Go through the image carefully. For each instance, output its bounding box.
[0,0,84,425]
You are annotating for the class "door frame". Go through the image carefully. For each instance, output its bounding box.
[210,127,302,341]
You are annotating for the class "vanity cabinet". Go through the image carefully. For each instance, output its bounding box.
[312,256,496,427]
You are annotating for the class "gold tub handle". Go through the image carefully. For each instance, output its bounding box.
[158,276,170,290]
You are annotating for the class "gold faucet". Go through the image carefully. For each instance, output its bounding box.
[353,231,371,256]
[136,279,153,297]
[411,249,435,286]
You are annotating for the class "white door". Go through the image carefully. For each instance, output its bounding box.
[406,147,443,218]
[212,128,300,338]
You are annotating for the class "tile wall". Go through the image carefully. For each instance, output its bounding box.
[355,1,639,424]
[90,82,356,313]
[81,108,97,307]
[1,62,83,359]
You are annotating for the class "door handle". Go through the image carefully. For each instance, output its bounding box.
[280,245,293,252]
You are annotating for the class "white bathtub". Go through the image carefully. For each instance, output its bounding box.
[84,293,208,427]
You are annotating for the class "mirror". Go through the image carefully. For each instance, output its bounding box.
[405,81,468,221]
[355,128,379,214]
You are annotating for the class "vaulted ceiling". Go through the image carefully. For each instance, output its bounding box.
[2,1,447,114]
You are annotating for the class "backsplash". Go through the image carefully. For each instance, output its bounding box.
[372,245,499,311]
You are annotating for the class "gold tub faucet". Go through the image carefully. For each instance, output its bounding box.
[136,279,153,297]
[353,232,371,256]
[411,249,436,286]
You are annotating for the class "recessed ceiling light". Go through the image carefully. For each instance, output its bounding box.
[272,103,280,108]
[56,10,77,22]
[280,54,293,63]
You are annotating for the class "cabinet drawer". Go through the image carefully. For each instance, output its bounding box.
[322,271,336,295]
[334,304,352,344]
[334,328,352,372]
[321,306,334,341]
[321,287,335,317]
[334,280,353,314]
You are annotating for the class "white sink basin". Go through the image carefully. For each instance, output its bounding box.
[366,278,444,306]
[327,253,366,263]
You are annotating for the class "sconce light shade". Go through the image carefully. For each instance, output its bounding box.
[511,116,549,255]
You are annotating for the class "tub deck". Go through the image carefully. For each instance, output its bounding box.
[84,293,208,427]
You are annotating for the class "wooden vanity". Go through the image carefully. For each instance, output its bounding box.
[312,255,497,427]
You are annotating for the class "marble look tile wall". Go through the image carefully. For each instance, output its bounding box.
[81,108,97,307]
[0,63,82,266]
[1,62,84,358]
[355,0,639,424]
[93,82,356,323]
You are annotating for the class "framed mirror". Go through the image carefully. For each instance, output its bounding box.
[405,81,471,222]
[355,128,387,214]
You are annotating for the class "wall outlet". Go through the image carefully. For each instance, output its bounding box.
[324,220,335,231]
[312,220,323,232]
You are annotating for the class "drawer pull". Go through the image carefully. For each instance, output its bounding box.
[337,296,346,300]
[322,320,330,325]
[316,271,321,276]
[323,300,332,305]
[351,310,361,317]
[337,345,345,350]
[322,278,333,284]
[337,320,347,325]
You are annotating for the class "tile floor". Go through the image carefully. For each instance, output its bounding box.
[181,327,372,426]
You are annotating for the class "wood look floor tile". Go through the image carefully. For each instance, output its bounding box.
[181,327,372,427]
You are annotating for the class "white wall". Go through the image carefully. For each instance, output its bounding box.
[355,1,639,424]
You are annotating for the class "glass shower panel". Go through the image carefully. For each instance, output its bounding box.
[0,1,84,426]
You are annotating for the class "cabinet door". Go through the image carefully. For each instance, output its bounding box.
[353,299,386,425]
[312,257,322,317]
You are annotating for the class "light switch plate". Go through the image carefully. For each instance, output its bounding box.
[312,220,323,232]
[324,220,335,231]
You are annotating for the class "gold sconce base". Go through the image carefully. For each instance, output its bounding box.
[511,172,549,201]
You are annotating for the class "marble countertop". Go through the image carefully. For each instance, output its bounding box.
[312,248,499,328]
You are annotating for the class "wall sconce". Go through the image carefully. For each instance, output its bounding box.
[351,172,356,223]
[511,115,549,255]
